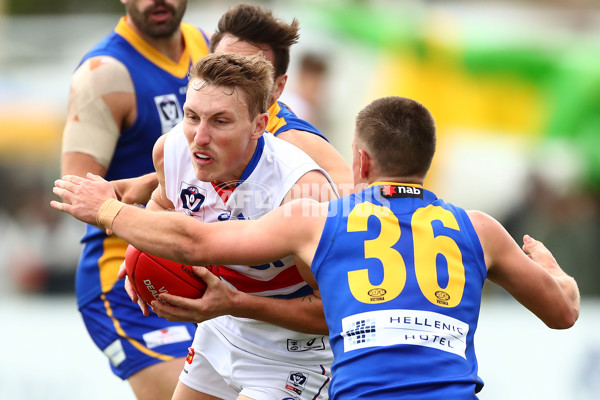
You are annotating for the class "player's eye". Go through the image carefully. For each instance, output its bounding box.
[185,113,199,122]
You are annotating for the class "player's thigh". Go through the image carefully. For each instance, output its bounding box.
[172,380,224,400]
[79,288,196,380]
[129,357,186,400]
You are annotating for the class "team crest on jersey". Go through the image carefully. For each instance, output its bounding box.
[285,372,307,395]
[180,183,206,215]
[154,93,182,133]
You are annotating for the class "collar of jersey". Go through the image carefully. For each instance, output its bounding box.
[266,101,286,135]
[369,181,423,189]
[237,135,266,185]
[115,17,206,78]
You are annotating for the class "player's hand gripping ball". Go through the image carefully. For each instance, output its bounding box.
[125,245,213,305]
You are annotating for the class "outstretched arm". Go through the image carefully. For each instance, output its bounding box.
[468,210,580,329]
[51,177,329,332]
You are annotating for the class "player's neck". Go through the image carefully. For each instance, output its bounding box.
[147,33,185,63]
[128,20,185,62]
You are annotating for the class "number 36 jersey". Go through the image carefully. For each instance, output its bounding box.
[311,182,487,399]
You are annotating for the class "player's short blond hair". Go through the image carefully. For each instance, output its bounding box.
[189,52,274,119]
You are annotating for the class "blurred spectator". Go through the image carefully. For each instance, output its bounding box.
[280,52,330,130]
[501,142,600,297]
[0,163,82,295]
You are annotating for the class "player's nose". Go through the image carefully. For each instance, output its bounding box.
[193,121,211,146]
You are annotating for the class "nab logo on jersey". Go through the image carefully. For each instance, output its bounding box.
[180,184,205,213]
[154,93,183,133]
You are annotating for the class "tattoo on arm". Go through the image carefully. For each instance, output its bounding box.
[300,295,317,303]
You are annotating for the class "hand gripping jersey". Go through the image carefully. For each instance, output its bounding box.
[163,123,336,364]
[76,17,210,307]
[311,182,487,399]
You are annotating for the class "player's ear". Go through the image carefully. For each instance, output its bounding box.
[251,112,268,139]
[358,149,371,180]
[271,74,287,102]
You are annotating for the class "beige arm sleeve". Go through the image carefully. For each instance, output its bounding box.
[62,56,135,167]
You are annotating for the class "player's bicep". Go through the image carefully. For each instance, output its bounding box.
[62,56,135,167]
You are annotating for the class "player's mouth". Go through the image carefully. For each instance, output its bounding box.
[149,6,172,23]
[193,151,213,165]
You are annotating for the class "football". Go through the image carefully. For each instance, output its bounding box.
[125,244,211,305]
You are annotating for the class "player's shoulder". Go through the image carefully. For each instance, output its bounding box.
[75,56,129,76]
[72,56,133,91]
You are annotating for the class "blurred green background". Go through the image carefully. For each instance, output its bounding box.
[0,1,599,399]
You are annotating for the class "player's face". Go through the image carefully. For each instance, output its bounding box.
[123,0,187,38]
[214,35,284,105]
[182,79,265,186]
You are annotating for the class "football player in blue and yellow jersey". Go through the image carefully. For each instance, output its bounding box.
[60,1,209,399]
[53,96,580,399]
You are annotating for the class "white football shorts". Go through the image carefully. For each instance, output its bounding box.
[179,316,332,399]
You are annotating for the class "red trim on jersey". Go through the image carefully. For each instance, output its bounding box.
[218,264,305,293]
[211,182,235,204]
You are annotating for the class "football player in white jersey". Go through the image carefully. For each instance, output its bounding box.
[54,52,336,400]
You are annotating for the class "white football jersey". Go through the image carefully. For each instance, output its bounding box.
[163,123,335,364]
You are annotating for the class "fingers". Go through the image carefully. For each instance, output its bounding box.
[49,199,68,212]
[123,276,139,302]
[52,185,71,203]
[150,298,181,320]
[158,292,190,307]
[522,234,554,265]
[523,234,544,252]
[117,261,127,280]
[194,266,219,285]
[52,176,83,202]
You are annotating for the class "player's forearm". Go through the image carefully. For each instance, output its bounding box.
[106,201,205,265]
[229,290,328,335]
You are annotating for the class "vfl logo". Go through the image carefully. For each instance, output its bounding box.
[180,185,205,213]
[285,372,307,395]
[154,93,182,133]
